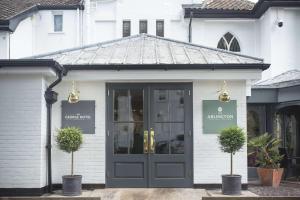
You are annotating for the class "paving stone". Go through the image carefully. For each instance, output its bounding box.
[47,188,208,200]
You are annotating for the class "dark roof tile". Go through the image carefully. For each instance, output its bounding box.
[0,0,82,20]
[183,0,255,11]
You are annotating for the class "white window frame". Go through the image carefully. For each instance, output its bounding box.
[217,32,241,53]
[52,11,64,33]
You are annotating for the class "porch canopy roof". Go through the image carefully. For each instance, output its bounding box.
[31,34,269,71]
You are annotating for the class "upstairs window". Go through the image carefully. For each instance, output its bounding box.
[217,32,240,52]
[139,20,148,34]
[53,14,63,32]
[156,20,164,37]
[123,20,131,37]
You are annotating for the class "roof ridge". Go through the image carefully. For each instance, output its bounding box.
[27,34,142,59]
[27,34,264,62]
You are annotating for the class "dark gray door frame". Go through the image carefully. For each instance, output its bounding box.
[106,83,193,188]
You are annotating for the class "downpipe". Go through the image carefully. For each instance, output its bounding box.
[188,11,193,43]
[44,63,66,193]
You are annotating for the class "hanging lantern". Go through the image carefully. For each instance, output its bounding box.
[218,81,230,102]
[68,81,80,104]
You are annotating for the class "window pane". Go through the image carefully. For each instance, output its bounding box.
[224,32,233,43]
[139,20,147,34]
[169,90,184,122]
[123,21,131,37]
[170,123,184,154]
[152,89,186,155]
[113,89,143,122]
[114,122,144,154]
[154,123,170,154]
[153,90,184,122]
[153,90,169,122]
[154,123,185,154]
[156,20,164,37]
[229,38,241,52]
[217,38,227,50]
[54,15,63,32]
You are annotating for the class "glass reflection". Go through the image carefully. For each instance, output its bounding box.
[113,89,144,154]
[114,89,143,122]
[153,89,185,154]
[154,90,184,122]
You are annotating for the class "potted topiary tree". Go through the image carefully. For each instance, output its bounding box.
[248,133,284,187]
[218,126,246,195]
[56,127,83,196]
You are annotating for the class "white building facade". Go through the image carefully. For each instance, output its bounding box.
[0,0,299,196]
[0,33,269,195]
[0,0,299,79]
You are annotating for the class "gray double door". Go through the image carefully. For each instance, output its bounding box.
[106,83,193,188]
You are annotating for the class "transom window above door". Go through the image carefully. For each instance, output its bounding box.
[217,32,241,52]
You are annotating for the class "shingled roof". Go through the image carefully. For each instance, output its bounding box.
[183,0,255,11]
[30,34,268,70]
[183,0,300,18]
[0,0,82,20]
[254,70,300,88]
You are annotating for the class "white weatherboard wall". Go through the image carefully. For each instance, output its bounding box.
[51,73,250,185]
[51,81,106,184]
[193,80,248,184]
[0,75,47,188]
[0,32,9,59]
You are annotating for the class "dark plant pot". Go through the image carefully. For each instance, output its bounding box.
[222,175,242,195]
[62,175,82,196]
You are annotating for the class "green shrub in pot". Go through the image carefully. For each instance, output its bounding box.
[56,127,83,196]
[248,133,284,187]
[218,126,246,195]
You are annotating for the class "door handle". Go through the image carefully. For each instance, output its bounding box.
[150,128,155,153]
[144,130,149,153]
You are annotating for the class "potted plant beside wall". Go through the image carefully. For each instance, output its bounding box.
[248,133,284,187]
[218,126,246,195]
[56,127,83,196]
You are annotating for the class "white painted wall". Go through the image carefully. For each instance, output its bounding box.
[34,10,79,56]
[49,69,256,185]
[191,19,258,57]
[0,68,259,188]
[0,75,47,188]
[259,8,300,79]
[5,10,79,59]
[10,17,34,58]
[0,31,9,59]
[193,80,248,184]
[51,81,106,184]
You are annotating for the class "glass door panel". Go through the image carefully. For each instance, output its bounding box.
[113,88,144,154]
[152,89,185,154]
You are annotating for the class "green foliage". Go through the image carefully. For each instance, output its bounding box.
[248,133,283,169]
[218,126,246,154]
[56,127,83,153]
